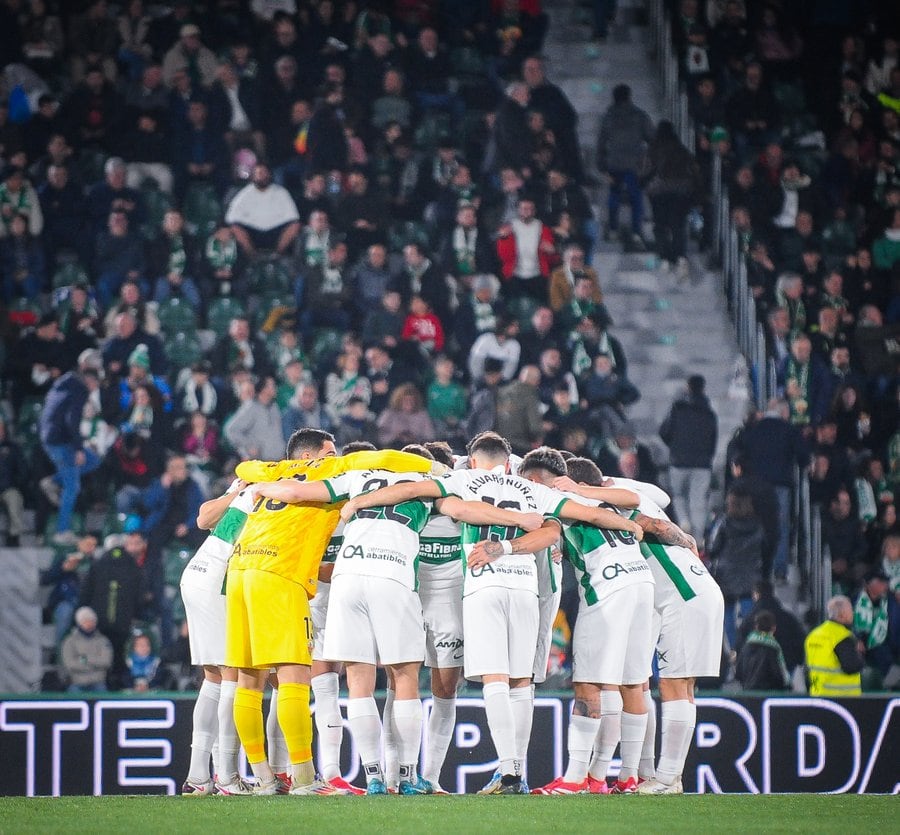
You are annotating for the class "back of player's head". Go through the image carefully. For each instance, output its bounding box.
[287,428,336,459]
[401,443,434,460]
[342,441,377,454]
[519,447,567,481]
[754,610,776,633]
[566,457,604,486]
[425,441,454,469]
[466,431,511,463]
[558,449,575,461]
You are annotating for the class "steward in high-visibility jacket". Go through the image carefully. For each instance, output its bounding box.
[804,618,863,697]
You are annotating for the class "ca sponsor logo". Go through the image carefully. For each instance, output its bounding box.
[690,564,708,576]
[470,564,496,577]
[342,545,364,559]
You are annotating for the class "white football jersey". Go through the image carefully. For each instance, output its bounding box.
[324,470,431,590]
[418,511,463,591]
[434,469,566,596]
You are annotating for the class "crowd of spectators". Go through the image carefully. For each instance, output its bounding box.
[668,0,899,687]
[0,0,655,690]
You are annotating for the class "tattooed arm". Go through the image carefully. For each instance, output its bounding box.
[634,514,699,556]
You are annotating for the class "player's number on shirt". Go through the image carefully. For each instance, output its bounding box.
[477,495,521,542]
[352,477,414,525]
[252,473,307,513]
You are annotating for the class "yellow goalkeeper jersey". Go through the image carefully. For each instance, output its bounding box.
[230,450,434,597]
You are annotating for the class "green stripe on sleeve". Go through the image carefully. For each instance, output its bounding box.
[639,539,697,601]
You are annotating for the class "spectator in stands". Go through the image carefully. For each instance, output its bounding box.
[282,381,333,438]
[708,486,766,650]
[779,332,830,428]
[85,157,145,238]
[468,314,521,383]
[38,164,88,267]
[596,83,654,247]
[548,242,602,314]
[596,425,657,483]
[60,606,113,693]
[643,120,700,276]
[395,241,452,327]
[583,352,640,436]
[736,610,791,690]
[454,273,503,362]
[0,417,25,546]
[361,289,404,349]
[824,488,870,595]
[61,64,122,152]
[536,347,578,407]
[725,61,780,159]
[496,365,543,455]
[734,399,809,583]
[494,82,533,175]
[209,60,264,158]
[1,212,46,303]
[325,351,372,424]
[223,375,285,461]
[519,305,562,368]
[660,374,718,543]
[376,382,436,448]
[401,295,445,355]
[336,167,383,257]
[148,209,201,309]
[736,579,807,677]
[464,357,504,439]
[172,98,229,202]
[300,238,353,333]
[121,109,172,194]
[336,396,379,449]
[126,632,164,692]
[202,224,239,298]
[0,167,44,240]
[101,310,166,378]
[804,595,864,697]
[162,23,217,88]
[103,279,160,337]
[208,316,273,381]
[108,430,157,512]
[79,535,148,689]
[94,210,147,307]
[853,570,894,679]
[225,163,300,257]
[37,349,104,546]
[42,533,98,651]
[426,355,468,444]
[496,195,556,301]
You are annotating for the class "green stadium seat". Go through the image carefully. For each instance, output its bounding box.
[309,328,344,366]
[246,258,294,296]
[157,296,198,334]
[183,183,222,238]
[140,184,172,241]
[207,297,246,338]
[51,262,89,290]
[164,331,203,369]
[506,296,539,327]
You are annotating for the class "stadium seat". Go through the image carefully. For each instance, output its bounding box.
[506,296,540,327]
[183,182,222,238]
[140,184,172,241]
[206,297,246,338]
[157,297,198,334]
[389,220,431,252]
[414,112,451,151]
[309,328,344,367]
[164,331,203,369]
[51,262,89,290]
[246,258,294,296]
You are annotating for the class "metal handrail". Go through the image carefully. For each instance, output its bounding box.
[648,0,825,611]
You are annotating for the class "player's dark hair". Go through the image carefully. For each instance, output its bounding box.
[466,431,511,460]
[754,610,776,632]
[401,443,434,460]
[558,449,575,461]
[519,447,567,478]
[566,457,604,486]
[425,441,454,468]
[287,428,336,458]
[342,441,377,454]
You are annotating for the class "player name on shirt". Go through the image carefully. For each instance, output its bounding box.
[435,470,566,597]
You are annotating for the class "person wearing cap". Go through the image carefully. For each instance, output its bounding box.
[38,348,104,546]
[659,374,718,546]
[60,606,114,692]
[162,22,217,88]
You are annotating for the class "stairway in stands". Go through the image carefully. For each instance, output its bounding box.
[543,0,750,484]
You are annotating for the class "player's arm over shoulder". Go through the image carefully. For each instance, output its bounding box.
[196,480,247,529]
[635,514,698,555]
[437,497,544,531]
[551,475,640,508]
[254,479,332,504]
[559,499,644,540]
[339,477,443,520]
[235,459,289,483]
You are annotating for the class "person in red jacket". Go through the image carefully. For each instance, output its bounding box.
[496,195,556,302]
[401,295,445,355]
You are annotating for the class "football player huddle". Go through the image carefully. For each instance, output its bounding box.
[179,427,724,797]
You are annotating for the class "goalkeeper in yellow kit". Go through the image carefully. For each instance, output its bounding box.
[225,428,440,796]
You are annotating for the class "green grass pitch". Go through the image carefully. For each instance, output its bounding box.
[0,795,895,834]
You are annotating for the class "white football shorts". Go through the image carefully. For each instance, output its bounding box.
[420,584,464,669]
[463,587,539,680]
[652,582,725,679]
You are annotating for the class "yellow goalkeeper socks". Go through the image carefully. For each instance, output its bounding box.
[277,682,315,783]
[233,687,266,764]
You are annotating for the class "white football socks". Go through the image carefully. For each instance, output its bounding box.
[393,699,423,784]
[618,711,649,782]
[266,687,289,774]
[588,690,623,782]
[483,681,520,777]
[217,679,240,780]
[423,696,456,785]
[311,672,343,780]
[509,685,533,768]
[382,688,399,787]
[639,690,657,780]
[563,714,601,784]
[347,696,384,784]
[657,700,696,785]
[187,679,219,783]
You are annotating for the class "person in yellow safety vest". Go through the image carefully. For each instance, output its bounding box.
[804,595,865,697]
